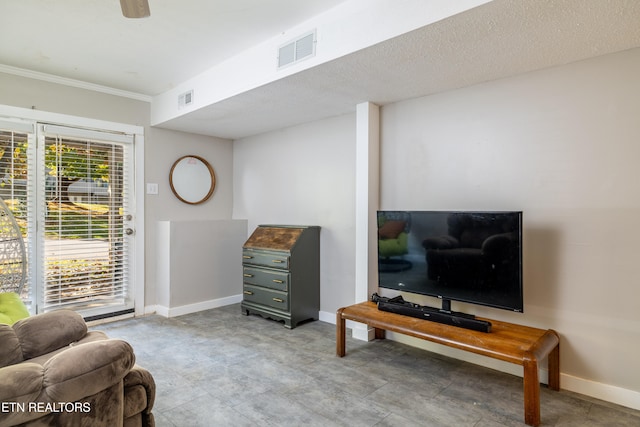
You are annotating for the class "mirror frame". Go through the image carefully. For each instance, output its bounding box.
[169,155,216,205]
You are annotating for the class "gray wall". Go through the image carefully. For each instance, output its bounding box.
[3,45,640,406]
[232,48,640,406]
[143,127,235,308]
[0,72,236,311]
[0,73,150,124]
[233,113,357,316]
[378,48,640,397]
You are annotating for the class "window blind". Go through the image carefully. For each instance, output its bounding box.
[40,126,133,314]
[0,125,32,303]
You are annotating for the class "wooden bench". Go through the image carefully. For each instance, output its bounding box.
[336,301,560,426]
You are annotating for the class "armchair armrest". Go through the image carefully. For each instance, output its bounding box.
[43,339,135,402]
[13,310,87,360]
[0,339,135,426]
[124,365,156,416]
[0,362,45,426]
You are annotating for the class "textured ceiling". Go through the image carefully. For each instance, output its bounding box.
[0,0,346,95]
[160,0,640,139]
[2,0,640,139]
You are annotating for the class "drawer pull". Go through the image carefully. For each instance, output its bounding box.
[272,259,284,263]
[272,279,284,284]
[243,290,254,295]
[272,297,284,303]
[243,273,254,278]
[242,255,253,259]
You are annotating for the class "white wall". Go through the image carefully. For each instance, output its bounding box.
[233,113,357,316]
[379,48,640,406]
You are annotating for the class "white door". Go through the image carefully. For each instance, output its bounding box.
[37,124,136,319]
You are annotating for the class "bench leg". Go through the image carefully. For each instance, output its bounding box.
[548,343,560,391]
[336,308,346,357]
[523,357,541,426]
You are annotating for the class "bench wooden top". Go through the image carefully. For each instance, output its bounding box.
[338,301,558,366]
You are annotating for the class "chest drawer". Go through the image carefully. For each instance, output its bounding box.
[242,250,289,269]
[242,266,289,292]
[243,284,289,311]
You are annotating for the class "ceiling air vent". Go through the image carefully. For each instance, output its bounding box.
[278,30,316,69]
[178,89,194,108]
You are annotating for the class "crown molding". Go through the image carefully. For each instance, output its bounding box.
[0,64,152,103]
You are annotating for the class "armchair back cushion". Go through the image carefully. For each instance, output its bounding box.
[13,309,87,360]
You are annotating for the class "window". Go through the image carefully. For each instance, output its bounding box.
[0,114,140,319]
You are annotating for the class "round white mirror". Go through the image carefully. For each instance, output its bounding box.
[169,155,215,204]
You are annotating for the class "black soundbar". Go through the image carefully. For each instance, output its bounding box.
[377,300,492,333]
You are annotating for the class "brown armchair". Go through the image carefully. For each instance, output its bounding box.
[0,310,155,427]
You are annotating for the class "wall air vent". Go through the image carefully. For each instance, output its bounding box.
[178,90,194,108]
[278,30,316,69]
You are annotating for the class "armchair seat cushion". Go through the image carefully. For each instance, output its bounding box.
[26,330,109,366]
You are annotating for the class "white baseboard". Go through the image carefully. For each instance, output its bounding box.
[560,373,640,411]
[318,310,335,324]
[320,310,640,411]
[144,305,158,315]
[319,310,378,342]
[154,294,243,318]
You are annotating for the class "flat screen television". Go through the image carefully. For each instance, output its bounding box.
[377,210,523,314]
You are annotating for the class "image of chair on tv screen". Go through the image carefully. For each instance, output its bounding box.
[421,213,519,288]
[378,212,412,272]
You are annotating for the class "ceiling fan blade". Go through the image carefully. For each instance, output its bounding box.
[120,0,150,18]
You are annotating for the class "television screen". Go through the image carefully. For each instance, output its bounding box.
[377,211,523,312]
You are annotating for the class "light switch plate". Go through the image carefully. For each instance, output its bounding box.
[146,183,159,195]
